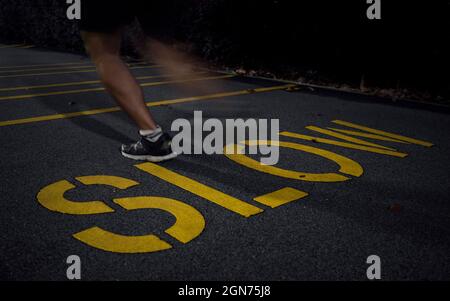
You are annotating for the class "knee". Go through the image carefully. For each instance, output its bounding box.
[81,32,122,67]
[83,42,120,67]
[90,53,122,69]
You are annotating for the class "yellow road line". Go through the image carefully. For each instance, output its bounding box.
[136,163,263,217]
[0,64,94,75]
[332,120,434,147]
[0,59,142,70]
[0,44,26,49]
[253,187,308,208]
[0,74,230,101]
[0,62,147,75]
[0,84,295,127]
[0,61,93,70]
[326,128,408,144]
[280,131,408,158]
[0,64,94,74]
[17,45,35,49]
[0,65,158,79]
[0,71,208,92]
[305,126,396,150]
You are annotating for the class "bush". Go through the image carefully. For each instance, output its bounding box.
[0,0,448,100]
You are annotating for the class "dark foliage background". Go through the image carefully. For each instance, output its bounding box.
[0,0,448,100]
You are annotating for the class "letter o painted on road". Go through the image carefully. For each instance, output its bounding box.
[224,140,363,182]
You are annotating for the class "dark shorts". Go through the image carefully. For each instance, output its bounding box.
[79,0,169,36]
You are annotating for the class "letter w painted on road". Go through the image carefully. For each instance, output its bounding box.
[280,120,434,158]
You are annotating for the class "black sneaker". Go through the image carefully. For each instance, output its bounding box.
[121,133,178,162]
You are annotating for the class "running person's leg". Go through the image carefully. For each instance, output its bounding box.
[136,1,198,79]
[81,30,157,130]
[79,1,177,162]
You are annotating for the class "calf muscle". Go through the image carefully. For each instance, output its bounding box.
[81,31,157,130]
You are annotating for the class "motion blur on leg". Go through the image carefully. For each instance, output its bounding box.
[130,0,221,96]
[79,0,177,162]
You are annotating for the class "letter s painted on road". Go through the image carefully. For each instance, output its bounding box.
[37,175,205,253]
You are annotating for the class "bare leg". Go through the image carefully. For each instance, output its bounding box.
[143,38,196,78]
[141,38,220,95]
[81,30,157,130]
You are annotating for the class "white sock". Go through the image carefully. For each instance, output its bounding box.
[140,126,163,142]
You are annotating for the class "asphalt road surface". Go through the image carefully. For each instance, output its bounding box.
[1,44,449,281]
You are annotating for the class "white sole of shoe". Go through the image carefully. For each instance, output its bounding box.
[121,151,178,162]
